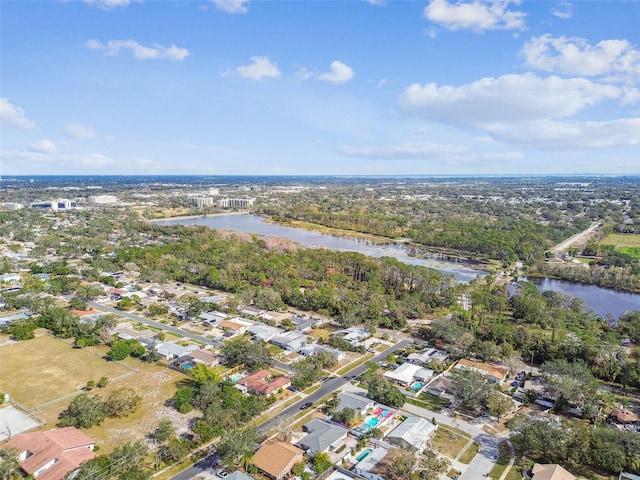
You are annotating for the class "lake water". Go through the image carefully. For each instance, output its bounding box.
[518,276,639,321]
[157,214,488,283]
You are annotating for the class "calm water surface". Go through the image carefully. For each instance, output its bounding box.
[158,214,488,283]
[519,276,640,321]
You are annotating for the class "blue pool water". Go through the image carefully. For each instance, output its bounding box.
[410,381,424,391]
[229,373,244,382]
[181,362,195,370]
[356,448,372,462]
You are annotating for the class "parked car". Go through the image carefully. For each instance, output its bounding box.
[300,401,313,410]
[510,381,520,387]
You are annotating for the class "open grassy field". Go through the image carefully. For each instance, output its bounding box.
[600,233,640,247]
[1,335,192,453]
[0,336,132,409]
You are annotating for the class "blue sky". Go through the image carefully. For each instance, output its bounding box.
[1,0,639,175]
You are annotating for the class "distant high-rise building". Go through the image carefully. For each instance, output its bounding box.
[188,196,215,208]
[3,202,24,210]
[88,195,118,204]
[209,187,220,196]
[217,198,255,209]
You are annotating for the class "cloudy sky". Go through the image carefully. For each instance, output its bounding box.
[1,0,639,175]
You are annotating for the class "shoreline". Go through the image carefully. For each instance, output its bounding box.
[148,211,251,223]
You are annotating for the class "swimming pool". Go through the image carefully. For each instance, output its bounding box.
[355,448,372,462]
[181,362,195,370]
[229,373,245,382]
[410,381,424,391]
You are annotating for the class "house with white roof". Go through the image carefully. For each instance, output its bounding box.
[270,331,308,352]
[383,363,433,387]
[386,416,437,453]
[248,324,284,342]
[155,342,200,360]
[407,348,449,366]
[335,392,375,415]
[299,344,345,362]
[351,446,390,480]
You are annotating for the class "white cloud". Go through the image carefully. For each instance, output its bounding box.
[488,118,640,149]
[212,0,248,14]
[337,142,468,159]
[551,1,573,19]
[399,73,640,149]
[29,139,57,155]
[399,73,626,126]
[63,122,101,140]
[337,141,523,165]
[423,0,526,33]
[317,61,355,84]
[231,56,281,80]
[521,34,640,83]
[365,0,386,6]
[86,39,189,61]
[83,0,138,9]
[0,98,37,130]
[295,67,314,81]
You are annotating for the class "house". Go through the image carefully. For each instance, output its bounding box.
[199,311,228,324]
[299,344,345,362]
[239,305,264,317]
[531,464,576,480]
[70,309,103,324]
[0,311,30,327]
[4,427,96,480]
[335,392,375,415]
[270,331,308,352]
[237,370,291,395]
[454,359,509,383]
[351,446,389,480]
[383,363,433,387]
[407,348,449,366]
[188,348,222,367]
[218,319,248,337]
[290,317,316,333]
[199,294,228,305]
[252,439,304,480]
[298,419,349,456]
[0,273,21,283]
[336,328,370,346]
[248,324,284,342]
[260,311,292,324]
[155,342,200,360]
[386,416,437,453]
[609,408,640,427]
[424,375,454,398]
[113,327,156,342]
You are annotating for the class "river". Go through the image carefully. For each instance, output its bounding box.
[156,214,488,283]
[518,277,639,321]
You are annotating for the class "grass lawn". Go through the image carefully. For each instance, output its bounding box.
[0,336,131,409]
[599,233,640,248]
[336,353,373,376]
[1,336,192,453]
[458,441,480,464]
[431,427,471,459]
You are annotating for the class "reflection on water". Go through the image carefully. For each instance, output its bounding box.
[157,214,488,283]
[517,276,640,322]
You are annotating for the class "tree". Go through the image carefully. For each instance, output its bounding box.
[151,419,175,444]
[97,376,109,388]
[387,450,416,480]
[450,369,491,413]
[86,379,95,391]
[59,394,106,428]
[220,339,273,371]
[312,452,332,474]
[486,391,514,419]
[332,407,357,427]
[189,364,220,385]
[105,388,141,418]
[418,448,451,480]
[291,462,305,477]
[172,387,195,413]
[160,437,192,464]
[367,376,405,408]
[0,447,21,480]
[107,340,131,361]
[192,420,215,445]
[217,428,258,470]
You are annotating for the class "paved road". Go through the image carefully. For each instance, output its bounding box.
[551,220,600,254]
[169,339,411,480]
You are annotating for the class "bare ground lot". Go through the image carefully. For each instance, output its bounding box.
[0,336,192,453]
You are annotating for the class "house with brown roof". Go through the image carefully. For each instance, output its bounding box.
[3,427,96,480]
[454,359,509,383]
[531,464,576,480]
[188,348,222,367]
[237,370,291,395]
[608,408,640,428]
[219,319,248,337]
[252,439,303,480]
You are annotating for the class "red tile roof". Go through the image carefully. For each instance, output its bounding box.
[5,427,96,480]
[238,370,291,395]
